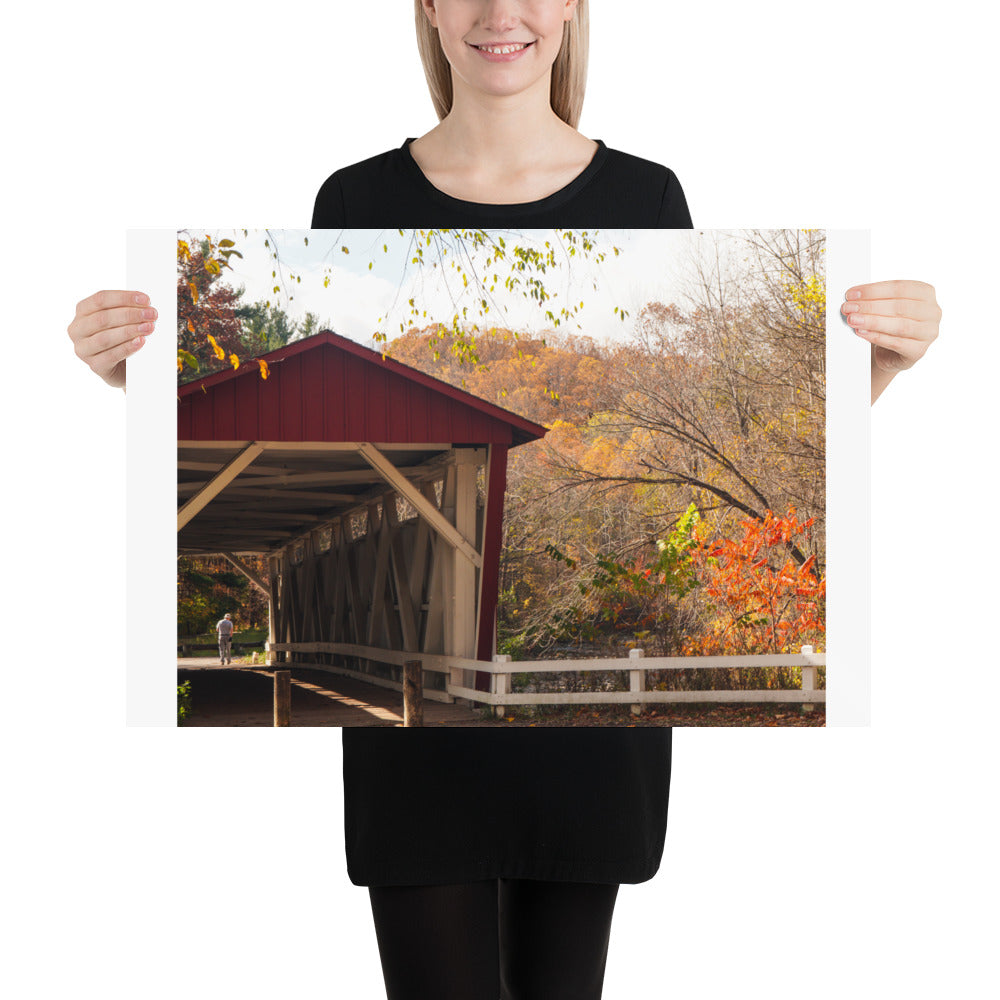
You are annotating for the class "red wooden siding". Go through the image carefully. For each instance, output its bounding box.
[178,331,545,447]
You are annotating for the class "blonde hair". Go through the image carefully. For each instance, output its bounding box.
[413,1,589,129]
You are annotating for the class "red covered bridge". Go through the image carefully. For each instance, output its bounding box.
[177,331,546,702]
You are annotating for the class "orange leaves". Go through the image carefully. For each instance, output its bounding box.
[258,359,270,380]
[686,506,825,656]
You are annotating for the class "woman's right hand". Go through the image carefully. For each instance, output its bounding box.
[68,290,157,390]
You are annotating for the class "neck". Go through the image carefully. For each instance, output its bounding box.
[435,76,571,166]
[408,73,595,204]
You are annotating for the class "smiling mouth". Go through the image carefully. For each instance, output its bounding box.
[470,42,534,55]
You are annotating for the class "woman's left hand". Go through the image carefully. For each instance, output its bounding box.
[841,280,941,401]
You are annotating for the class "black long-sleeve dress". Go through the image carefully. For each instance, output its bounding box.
[312,138,692,887]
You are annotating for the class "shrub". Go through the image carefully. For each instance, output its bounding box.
[177,680,192,725]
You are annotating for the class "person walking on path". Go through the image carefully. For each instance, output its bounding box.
[216,613,234,665]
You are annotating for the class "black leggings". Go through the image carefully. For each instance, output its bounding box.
[368,879,620,1000]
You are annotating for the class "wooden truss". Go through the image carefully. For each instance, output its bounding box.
[178,441,508,695]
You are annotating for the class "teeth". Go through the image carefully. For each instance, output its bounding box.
[477,43,529,54]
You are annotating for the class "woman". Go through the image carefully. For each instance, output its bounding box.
[67,3,940,997]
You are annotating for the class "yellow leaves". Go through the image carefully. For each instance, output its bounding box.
[177,239,191,262]
[188,281,198,305]
[207,334,225,361]
[229,353,240,370]
[785,273,826,320]
[258,359,270,380]
[581,435,619,476]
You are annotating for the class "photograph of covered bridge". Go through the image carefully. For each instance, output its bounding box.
[177,229,827,727]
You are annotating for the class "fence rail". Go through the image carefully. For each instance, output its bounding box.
[266,642,826,717]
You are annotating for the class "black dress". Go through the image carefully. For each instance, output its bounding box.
[312,138,692,888]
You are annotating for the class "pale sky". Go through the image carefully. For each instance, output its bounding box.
[185,228,755,349]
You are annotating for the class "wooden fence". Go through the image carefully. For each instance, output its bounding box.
[267,642,825,717]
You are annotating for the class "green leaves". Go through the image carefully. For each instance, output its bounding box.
[177,349,199,373]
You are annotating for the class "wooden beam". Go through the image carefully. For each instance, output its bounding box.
[357,444,482,568]
[274,670,291,726]
[181,528,296,540]
[177,442,264,530]
[221,552,269,596]
[179,440,453,452]
[198,487,361,503]
[178,460,294,475]
[179,471,379,492]
[403,661,423,727]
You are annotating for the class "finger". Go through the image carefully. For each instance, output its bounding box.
[844,279,936,302]
[841,296,940,322]
[852,327,917,359]
[87,334,148,380]
[73,316,156,360]
[848,321,928,361]
[75,289,151,318]
[844,310,933,342]
[75,304,158,340]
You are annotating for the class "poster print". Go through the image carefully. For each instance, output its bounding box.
[127,229,870,727]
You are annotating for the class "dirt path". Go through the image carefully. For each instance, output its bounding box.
[177,661,480,727]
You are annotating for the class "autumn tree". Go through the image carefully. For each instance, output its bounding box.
[549,229,826,570]
[177,238,244,382]
[683,507,825,657]
[177,555,269,637]
[178,228,624,377]
[677,507,826,690]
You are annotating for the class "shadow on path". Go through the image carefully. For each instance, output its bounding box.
[177,660,481,727]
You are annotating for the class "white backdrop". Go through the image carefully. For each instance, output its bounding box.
[4,2,996,997]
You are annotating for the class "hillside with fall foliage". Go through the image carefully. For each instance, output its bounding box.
[383,233,827,689]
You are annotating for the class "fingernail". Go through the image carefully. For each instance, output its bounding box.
[846,289,861,300]
[138,322,154,333]
[142,307,157,320]
[132,336,146,348]
[134,294,149,306]
[842,302,859,313]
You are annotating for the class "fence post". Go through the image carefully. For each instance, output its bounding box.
[274,669,291,727]
[629,648,645,716]
[494,655,510,718]
[800,644,815,712]
[403,660,424,727]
